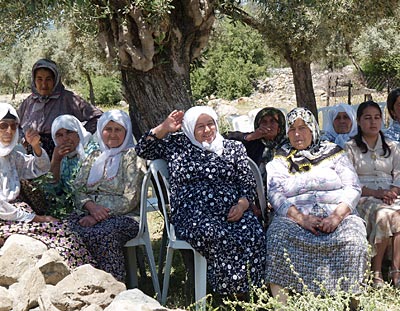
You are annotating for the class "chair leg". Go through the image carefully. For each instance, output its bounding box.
[193,252,207,311]
[125,247,138,289]
[161,247,174,305]
[144,237,162,301]
[158,226,168,280]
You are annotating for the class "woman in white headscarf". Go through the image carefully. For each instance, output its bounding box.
[135,106,266,297]
[322,103,357,148]
[0,103,95,268]
[70,109,146,281]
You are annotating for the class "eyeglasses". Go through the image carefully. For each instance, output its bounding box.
[0,122,17,131]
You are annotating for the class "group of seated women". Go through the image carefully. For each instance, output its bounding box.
[2,88,400,302]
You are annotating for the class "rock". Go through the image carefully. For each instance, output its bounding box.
[104,289,168,311]
[47,264,126,310]
[36,249,70,285]
[0,243,39,286]
[0,234,47,257]
[0,286,12,311]
[8,267,46,311]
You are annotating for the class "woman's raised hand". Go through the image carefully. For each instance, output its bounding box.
[150,110,184,139]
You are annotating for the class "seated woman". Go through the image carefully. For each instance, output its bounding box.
[384,88,400,141]
[70,109,146,282]
[38,114,98,218]
[321,103,357,148]
[345,100,400,288]
[135,106,266,297]
[266,107,368,299]
[225,107,286,172]
[0,103,94,268]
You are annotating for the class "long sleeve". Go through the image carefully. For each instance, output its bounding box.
[15,148,50,179]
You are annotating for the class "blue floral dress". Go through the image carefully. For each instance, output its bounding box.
[135,132,266,294]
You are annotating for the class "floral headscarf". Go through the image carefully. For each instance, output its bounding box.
[87,110,134,185]
[182,106,225,155]
[277,107,341,173]
[323,103,357,148]
[51,114,92,160]
[31,59,65,109]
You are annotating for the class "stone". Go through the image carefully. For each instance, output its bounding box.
[36,249,70,285]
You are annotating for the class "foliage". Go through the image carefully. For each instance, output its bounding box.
[355,16,400,78]
[75,75,123,106]
[32,172,77,219]
[191,19,274,100]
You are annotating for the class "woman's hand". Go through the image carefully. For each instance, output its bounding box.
[24,128,42,156]
[79,215,98,227]
[84,201,110,222]
[32,215,59,222]
[150,110,184,139]
[298,214,323,235]
[53,142,75,161]
[227,197,249,222]
[318,214,342,233]
[381,189,398,205]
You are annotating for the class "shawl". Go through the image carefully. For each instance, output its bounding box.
[182,106,224,155]
[51,114,92,160]
[31,59,65,109]
[87,110,134,185]
[277,107,342,173]
[323,103,357,148]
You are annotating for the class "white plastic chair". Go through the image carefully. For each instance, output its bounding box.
[124,168,161,301]
[247,157,267,220]
[231,115,253,132]
[148,159,207,310]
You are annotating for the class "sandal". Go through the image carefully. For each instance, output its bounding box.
[372,271,385,288]
[388,269,400,289]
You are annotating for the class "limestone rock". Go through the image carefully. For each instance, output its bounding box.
[36,249,70,285]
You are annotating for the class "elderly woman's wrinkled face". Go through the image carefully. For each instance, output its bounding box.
[358,106,382,138]
[288,118,313,150]
[333,112,352,134]
[34,68,55,96]
[55,128,80,153]
[258,115,280,140]
[102,121,126,148]
[194,114,216,144]
[0,119,17,146]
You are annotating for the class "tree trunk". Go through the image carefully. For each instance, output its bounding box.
[287,57,318,122]
[83,70,95,105]
[123,63,192,139]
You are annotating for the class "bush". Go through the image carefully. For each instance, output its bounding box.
[77,75,123,106]
[191,19,278,101]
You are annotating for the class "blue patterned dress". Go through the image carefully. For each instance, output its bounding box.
[135,132,267,294]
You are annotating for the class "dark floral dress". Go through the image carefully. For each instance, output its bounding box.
[135,132,266,294]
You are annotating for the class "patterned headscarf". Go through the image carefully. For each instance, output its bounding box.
[323,103,357,148]
[0,103,20,157]
[182,106,225,155]
[277,107,341,173]
[87,110,134,185]
[31,59,64,109]
[51,114,92,160]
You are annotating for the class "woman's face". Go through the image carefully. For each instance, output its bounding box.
[287,118,313,150]
[102,121,126,148]
[0,119,17,146]
[358,106,382,138]
[258,115,280,140]
[391,96,400,121]
[55,128,80,152]
[194,114,216,144]
[34,68,55,96]
[333,112,352,134]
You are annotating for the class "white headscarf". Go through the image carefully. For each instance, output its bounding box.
[87,110,134,185]
[323,103,357,148]
[51,114,92,160]
[0,103,20,157]
[182,106,224,155]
